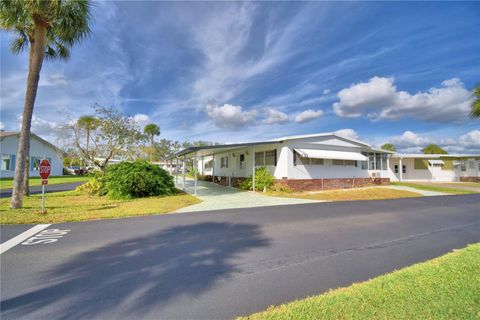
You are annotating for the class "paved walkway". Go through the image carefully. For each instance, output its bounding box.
[384,185,448,196]
[176,179,320,212]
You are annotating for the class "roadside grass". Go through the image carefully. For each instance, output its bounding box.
[239,243,480,320]
[391,182,478,194]
[0,190,200,224]
[267,187,422,201]
[0,176,89,189]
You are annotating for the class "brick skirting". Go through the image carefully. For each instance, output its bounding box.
[205,175,390,191]
[459,177,480,182]
[276,177,390,191]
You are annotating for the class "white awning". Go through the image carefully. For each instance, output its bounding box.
[295,149,368,161]
[428,160,444,165]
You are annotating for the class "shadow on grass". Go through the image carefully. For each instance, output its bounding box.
[1,222,270,319]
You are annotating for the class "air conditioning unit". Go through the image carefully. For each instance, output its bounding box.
[371,172,378,178]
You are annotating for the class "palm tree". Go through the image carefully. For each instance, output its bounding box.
[77,115,100,161]
[1,0,92,208]
[380,143,396,152]
[471,86,480,118]
[143,123,160,162]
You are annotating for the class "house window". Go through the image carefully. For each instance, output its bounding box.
[310,158,324,165]
[295,152,324,166]
[220,156,228,168]
[394,165,399,173]
[255,150,277,166]
[204,160,213,169]
[381,154,388,170]
[30,156,41,171]
[1,154,15,171]
[239,154,245,169]
[265,150,276,166]
[361,152,368,170]
[402,165,406,174]
[255,152,264,166]
[368,153,375,170]
[468,159,475,170]
[460,162,467,172]
[333,159,356,166]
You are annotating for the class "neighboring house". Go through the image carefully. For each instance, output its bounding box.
[0,131,64,178]
[389,154,480,182]
[172,132,393,191]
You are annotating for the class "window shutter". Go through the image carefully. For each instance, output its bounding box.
[293,150,297,166]
[274,149,277,166]
[11,155,16,172]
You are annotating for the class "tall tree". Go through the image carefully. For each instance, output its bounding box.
[77,115,100,163]
[143,123,160,162]
[61,106,146,172]
[422,144,448,154]
[471,86,480,118]
[1,0,92,209]
[380,143,396,152]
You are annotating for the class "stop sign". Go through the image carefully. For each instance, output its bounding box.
[39,159,51,179]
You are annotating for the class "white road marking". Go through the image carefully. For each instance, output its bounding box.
[0,224,51,255]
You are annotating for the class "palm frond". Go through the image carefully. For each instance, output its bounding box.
[10,33,29,54]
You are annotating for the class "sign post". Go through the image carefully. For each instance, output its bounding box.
[39,159,51,214]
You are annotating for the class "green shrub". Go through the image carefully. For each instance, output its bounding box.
[239,166,275,192]
[76,178,104,195]
[103,160,175,199]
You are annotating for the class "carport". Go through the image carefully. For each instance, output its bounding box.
[168,141,279,196]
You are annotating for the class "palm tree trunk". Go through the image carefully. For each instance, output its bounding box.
[23,161,30,196]
[10,22,47,209]
[150,136,154,162]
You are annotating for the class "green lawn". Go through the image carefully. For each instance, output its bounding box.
[0,190,200,224]
[268,187,422,201]
[391,182,478,194]
[239,243,480,320]
[0,176,89,189]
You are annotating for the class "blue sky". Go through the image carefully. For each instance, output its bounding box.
[1,1,479,152]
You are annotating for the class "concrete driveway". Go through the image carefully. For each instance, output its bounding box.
[176,178,320,212]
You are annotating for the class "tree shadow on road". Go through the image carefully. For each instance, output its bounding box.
[1,222,270,319]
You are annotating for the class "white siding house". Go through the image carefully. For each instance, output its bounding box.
[389,154,480,182]
[170,133,393,192]
[0,131,64,178]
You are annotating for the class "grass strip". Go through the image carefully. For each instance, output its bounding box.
[239,243,480,320]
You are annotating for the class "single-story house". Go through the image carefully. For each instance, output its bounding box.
[170,132,394,194]
[388,154,480,182]
[0,131,64,178]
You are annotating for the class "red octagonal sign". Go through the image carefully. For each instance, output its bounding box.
[39,159,51,180]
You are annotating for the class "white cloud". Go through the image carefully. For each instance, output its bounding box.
[385,129,480,153]
[263,108,289,125]
[334,128,359,140]
[294,109,324,123]
[205,103,257,129]
[17,115,59,138]
[132,114,152,128]
[333,77,473,122]
[459,130,480,148]
[323,89,331,95]
[0,122,4,130]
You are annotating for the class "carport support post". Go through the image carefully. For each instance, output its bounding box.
[194,151,198,196]
[182,155,186,191]
[175,157,179,186]
[399,158,403,182]
[252,146,256,192]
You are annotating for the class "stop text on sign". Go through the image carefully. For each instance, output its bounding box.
[21,229,71,245]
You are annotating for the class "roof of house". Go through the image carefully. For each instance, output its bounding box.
[172,132,391,158]
[392,153,480,159]
[0,131,64,154]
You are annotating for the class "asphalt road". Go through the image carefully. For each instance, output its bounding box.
[0,182,83,198]
[1,194,479,320]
